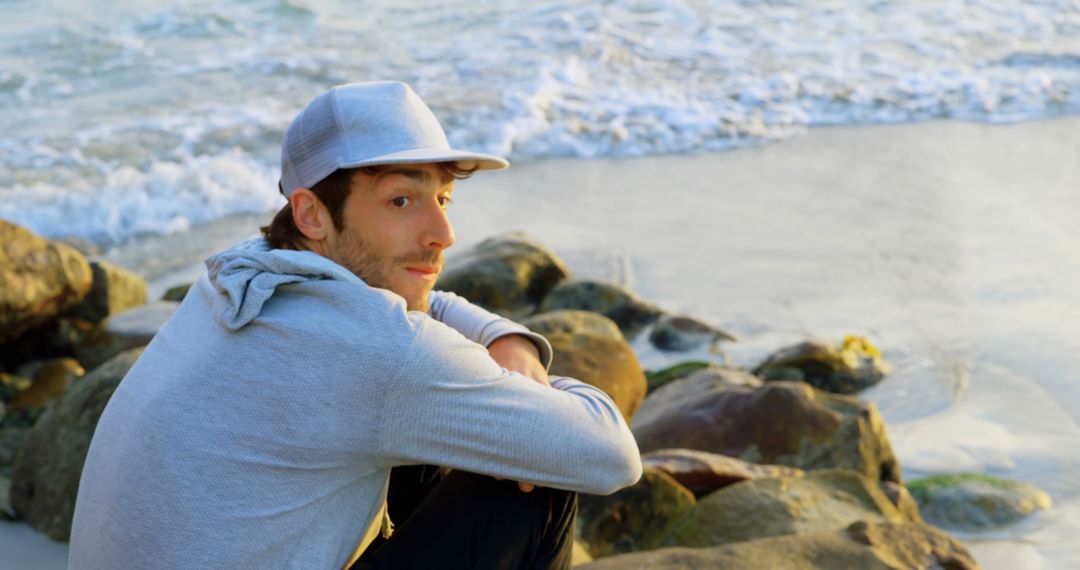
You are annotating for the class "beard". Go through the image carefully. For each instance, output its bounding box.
[328,227,442,312]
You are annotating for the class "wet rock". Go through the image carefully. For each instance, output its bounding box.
[521,310,623,341]
[578,467,696,558]
[633,380,901,483]
[65,261,147,324]
[539,281,663,338]
[161,282,193,302]
[10,348,144,541]
[579,520,979,570]
[75,301,178,370]
[648,315,736,352]
[436,233,570,318]
[0,221,93,343]
[641,448,803,498]
[907,473,1052,530]
[666,470,917,548]
[753,336,890,395]
[548,332,647,423]
[7,359,85,411]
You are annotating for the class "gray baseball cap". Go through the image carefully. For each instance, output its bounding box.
[279,81,508,197]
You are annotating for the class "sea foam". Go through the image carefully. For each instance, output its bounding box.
[1,0,1078,244]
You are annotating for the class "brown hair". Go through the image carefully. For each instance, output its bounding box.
[261,162,477,250]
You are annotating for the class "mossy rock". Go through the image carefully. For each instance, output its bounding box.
[753,336,890,395]
[539,280,662,338]
[521,310,623,341]
[436,233,570,319]
[578,467,697,558]
[907,473,1052,530]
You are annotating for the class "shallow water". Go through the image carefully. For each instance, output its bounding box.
[2,0,1079,244]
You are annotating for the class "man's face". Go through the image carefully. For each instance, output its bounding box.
[324,163,456,313]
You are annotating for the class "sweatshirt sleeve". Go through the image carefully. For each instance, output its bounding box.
[376,316,642,496]
[427,290,553,370]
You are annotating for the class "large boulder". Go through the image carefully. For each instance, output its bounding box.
[908,473,1052,530]
[547,332,647,423]
[65,260,147,324]
[75,301,178,370]
[0,221,93,343]
[9,348,144,541]
[521,310,623,341]
[753,336,890,395]
[539,281,663,338]
[633,379,901,483]
[666,469,917,547]
[0,426,29,476]
[578,520,979,570]
[436,233,570,318]
[577,467,696,558]
[641,448,803,498]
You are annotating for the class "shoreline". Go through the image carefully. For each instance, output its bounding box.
[11,116,1080,568]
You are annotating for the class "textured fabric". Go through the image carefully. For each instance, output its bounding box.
[354,470,578,570]
[279,81,508,197]
[69,237,641,570]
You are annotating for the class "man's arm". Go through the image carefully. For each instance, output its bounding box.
[376,315,642,496]
[427,290,553,370]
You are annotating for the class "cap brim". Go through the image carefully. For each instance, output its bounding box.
[339,147,509,172]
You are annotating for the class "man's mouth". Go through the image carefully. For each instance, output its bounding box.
[404,266,440,280]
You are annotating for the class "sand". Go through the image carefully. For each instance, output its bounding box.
[8,116,1080,568]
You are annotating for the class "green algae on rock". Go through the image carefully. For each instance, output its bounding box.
[907,473,1052,530]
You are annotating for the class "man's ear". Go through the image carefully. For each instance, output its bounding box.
[290,188,332,241]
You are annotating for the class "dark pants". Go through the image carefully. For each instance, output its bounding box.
[352,465,578,570]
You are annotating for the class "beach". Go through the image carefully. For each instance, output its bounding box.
[5,116,1078,568]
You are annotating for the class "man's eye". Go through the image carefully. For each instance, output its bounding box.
[391,196,412,208]
[438,196,454,207]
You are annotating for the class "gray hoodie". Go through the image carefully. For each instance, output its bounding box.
[69,238,641,569]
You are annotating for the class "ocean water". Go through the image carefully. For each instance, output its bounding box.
[2,0,1079,245]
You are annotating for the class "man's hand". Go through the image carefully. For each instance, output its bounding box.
[487,334,550,387]
[487,334,548,492]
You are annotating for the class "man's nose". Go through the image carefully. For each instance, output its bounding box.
[422,202,455,251]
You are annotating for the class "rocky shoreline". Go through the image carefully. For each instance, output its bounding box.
[0,222,1055,567]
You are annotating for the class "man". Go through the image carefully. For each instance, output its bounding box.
[69,81,642,569]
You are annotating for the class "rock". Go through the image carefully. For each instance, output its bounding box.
[53,237,100,257]
[9,348,144,541]
[752,336,890,395]
[648,315,736,352]
[633,380,901,483]
[0,317,97,371]
[641,449,804,498]
[436,233,570,318]
[644,361,709,394]
[548,332,647,423]
[667,470,917,548]
[161,282,193,302]
[578,467,696,558]
[0,221,94,343]
[651,365,762,397]
[65,261,147,324]
[879,481,924,524]
[0,427,29,476]
[75,301,178,370]
[539,281,663,338]
[521,310,623,341]
[8,359,85,411]
[907,473,1052,530]
[578,520,979,570]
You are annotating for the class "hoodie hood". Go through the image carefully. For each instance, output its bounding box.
[205,237,363,330]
